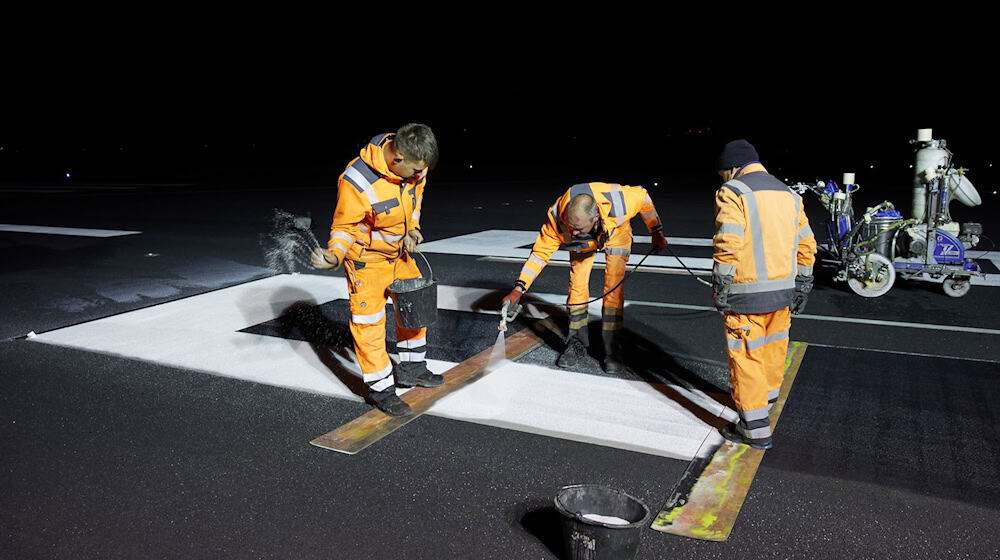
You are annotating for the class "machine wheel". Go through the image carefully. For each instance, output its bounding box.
[943,276,971,297]
[847,253,896,297]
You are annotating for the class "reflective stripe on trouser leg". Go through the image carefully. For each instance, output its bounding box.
[724,309,790,446]
[346,258,395,391]
[602,246,627,331]
[568,250,595,333]
[395,309,427,363]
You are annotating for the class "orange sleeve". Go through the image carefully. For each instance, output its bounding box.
[410,177,426,232]
[328,175,369,262]
[796,200,817,273]
[517,205,563,291]
[712,187,745,277]
[627,186,662,234]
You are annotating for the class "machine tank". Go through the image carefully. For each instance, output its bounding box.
[912,128,950,220]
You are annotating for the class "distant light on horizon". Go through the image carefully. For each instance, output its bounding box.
[65,172,71,178]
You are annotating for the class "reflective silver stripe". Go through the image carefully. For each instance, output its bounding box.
[727,180,769,284]
[398,351,426,362]
[330,238,352,252]
[714,262,737,276]
[728,277,796,294]
[344,166,380,204]
[362,362,394,383]
[550,203,560,224]
[798,224,813,239]
[331,231,353,245]
[727,337,744,350]
[745,330,789,352]
[791,194,801,278]
[609,183,626,220]
[717,223,744,236]
[412,210,420,221]
[398,336,426,349]
[352,307,386,324]
[359,224,371,233]
[519,264,539,280]
[605,247,630,257]
[741,407,770,422]
[372,231,405,243]
[768,388,780,401]
[742,424,772,439]
[528,255,547,267]
[641,209,659,223]
[798,266,813,276]
[369,375,396,392]
[370,133,390,146]
[570,183,592,198]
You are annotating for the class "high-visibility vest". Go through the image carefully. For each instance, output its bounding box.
[328,133,426,263]
[517,182,662,291]
[713,164,817,314]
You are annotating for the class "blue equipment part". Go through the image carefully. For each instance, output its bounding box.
[933,229,965,265]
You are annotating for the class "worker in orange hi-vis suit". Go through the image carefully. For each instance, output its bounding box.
[311,124,440,417]
[500,182,667,374]
[712,139,817,449]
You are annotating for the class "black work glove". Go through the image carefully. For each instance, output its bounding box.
[712,273,733,313]
[791,274,813,315]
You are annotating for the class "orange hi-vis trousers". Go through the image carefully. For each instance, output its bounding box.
[344,256,427,392]
[567,224,632,337]
[723,307,791,447]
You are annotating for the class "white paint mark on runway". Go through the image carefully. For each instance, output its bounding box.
[0,224,141,237]
[420,230,714,271]
[422,230,1000,286]
[30,274,714,460]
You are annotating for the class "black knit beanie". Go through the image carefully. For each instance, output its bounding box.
[717,139,759,170]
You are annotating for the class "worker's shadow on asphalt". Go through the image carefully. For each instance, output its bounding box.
[254,286,369,398]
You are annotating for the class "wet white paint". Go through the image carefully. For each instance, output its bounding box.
[31,274,715,460]
[582,513,630,525]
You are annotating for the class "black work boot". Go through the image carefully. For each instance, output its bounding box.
[556,332,590,369]
[602,330,625,374]
[720,423,773,450]
[367,387,413,417]
[394,361,444,388]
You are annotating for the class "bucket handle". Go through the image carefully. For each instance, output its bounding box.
[413,251,433,281]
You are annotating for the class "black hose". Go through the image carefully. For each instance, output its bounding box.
[564,243,711,307]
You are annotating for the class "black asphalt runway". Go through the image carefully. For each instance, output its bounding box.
[3,177,999,559]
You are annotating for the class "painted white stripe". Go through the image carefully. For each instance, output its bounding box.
[423,230,999,286]
[0,224,141,237]
[31,274,713,460]
[629,300,1000,335]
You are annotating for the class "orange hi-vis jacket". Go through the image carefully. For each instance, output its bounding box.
[713,164,817,314]
[517,182,662,291]
[328,133,426,264]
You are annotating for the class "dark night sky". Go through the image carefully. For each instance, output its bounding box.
[2,35,997,196]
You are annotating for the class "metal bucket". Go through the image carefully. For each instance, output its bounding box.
[388,252,437,329]
[554,484,650,560]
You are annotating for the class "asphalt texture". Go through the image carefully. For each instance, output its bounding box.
[3,177,1000,559]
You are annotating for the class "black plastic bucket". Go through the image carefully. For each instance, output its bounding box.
[554,484,650,560]
[388,253,437,329]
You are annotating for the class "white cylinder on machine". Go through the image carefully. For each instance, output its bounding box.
[912,130,949,220]
[842,172,855,185]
